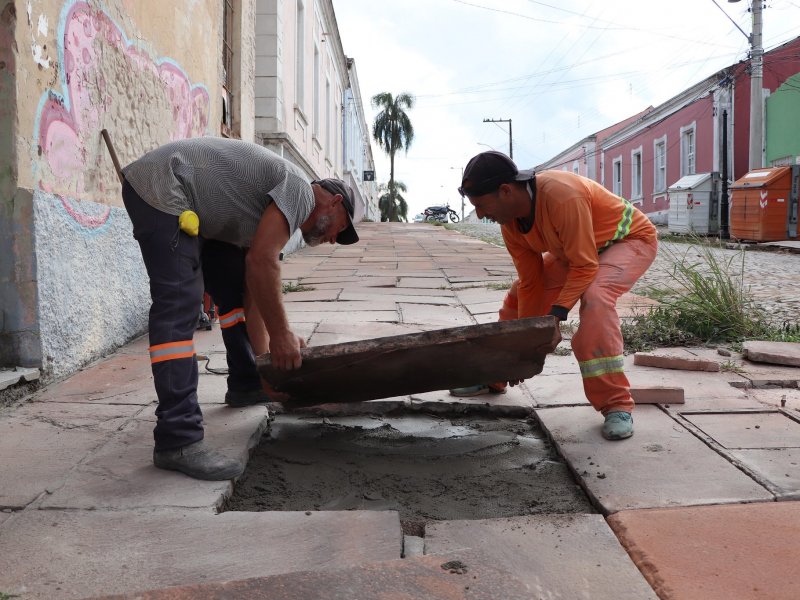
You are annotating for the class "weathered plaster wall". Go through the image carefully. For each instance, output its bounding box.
[2,0,226,376]
[32,190,148,378]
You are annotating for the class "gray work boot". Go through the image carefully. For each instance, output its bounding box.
[602,411,634,440]
[153,440,244,480]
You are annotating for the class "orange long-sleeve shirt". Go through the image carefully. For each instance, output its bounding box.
[501,170,656,316]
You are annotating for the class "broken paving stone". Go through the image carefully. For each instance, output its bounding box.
[630,386,685,404]
[441,560,469,575]
[743,341,800,368]
[633,350,720,372]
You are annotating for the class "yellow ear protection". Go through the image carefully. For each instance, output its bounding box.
[178,210,200,236]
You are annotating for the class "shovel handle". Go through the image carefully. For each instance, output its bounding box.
[101,129,124,184]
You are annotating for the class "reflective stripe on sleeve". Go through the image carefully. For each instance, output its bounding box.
[600,198,634,252]
[149,340,196,364]
[219,308,246,329]
[578,355,625,379]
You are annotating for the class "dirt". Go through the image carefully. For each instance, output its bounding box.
[226,414,595,525]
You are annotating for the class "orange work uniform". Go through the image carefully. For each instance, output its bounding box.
[500,170,658,414]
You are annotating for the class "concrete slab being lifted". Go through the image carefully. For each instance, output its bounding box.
[258,317,558,408]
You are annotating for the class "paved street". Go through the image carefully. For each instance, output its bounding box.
[454,221,800,325]
[1,221,800,599]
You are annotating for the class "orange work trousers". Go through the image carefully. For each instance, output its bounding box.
[498,237,658,414]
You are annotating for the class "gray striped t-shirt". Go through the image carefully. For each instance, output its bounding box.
[122,137,315,248]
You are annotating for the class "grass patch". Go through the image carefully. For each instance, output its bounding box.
[1,593,20,600]
[486,281,513,291]
[282,282,315,293]
[622,238,800,353]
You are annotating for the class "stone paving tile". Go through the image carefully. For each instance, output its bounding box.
[536,405,773,513]
[340,291,458,305]
[0,509,12,526]
[0,367,40,391]
[634,348,721,371]
[399,304,475,327]
[453,286,505,304]
[745,387,800,409]
[285,310,399,324]
[285,299,397,312]
[340,286,454,297]
[94,552,534,599]
[464,301,501,316]
[607,502,800,600]
[33,353,153,405]
[683,411,800,449]
[0,403,141,508]
[282,289,341,302]
[425,515,658,599]
[397,277,449,288]
[744,340,800,367]
[0,509,402,600]
[41,404,268,511]
[731,448,800,498]
[307,277,397,289]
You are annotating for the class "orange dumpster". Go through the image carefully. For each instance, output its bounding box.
[730,166,799,242]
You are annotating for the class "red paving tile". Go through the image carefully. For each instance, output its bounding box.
[608,502,800,600]
[94,553,533,599]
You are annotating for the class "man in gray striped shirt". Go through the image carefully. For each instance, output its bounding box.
[122,137,359,480]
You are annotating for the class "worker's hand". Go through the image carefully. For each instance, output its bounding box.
[268,330,304,370]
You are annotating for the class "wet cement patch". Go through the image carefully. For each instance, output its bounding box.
[227,415,595,528]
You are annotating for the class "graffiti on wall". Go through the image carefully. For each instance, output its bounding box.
[33,0,210,228]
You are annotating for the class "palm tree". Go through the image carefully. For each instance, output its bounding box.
[377,181,409,222]
[371,92,415,222]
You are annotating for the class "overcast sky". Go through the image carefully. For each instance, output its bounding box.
[332,0,800,219]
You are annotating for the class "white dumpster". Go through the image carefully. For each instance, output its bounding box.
[667,172,721,235]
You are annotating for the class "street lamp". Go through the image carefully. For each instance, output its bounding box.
[483,118,513,158]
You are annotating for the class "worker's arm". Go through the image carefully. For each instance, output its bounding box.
[549,195,599,316]
[501,226,546,317]
[245,202,305,370]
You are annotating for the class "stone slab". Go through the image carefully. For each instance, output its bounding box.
[397,277,449,288]
[285,300,397,312]
[94,552,535,599]
[608,502,800,600]
[302,276,398,288]
[745,387,800,409]
[634,349,721,371]
[285,310,398,324]
[400,303,475,326]
[0,403,139,508]
[0,509,403,600]
[0,367,40,391]
[341,291,458,305]
[536,405,773,513]
[683,411,800,449]
[282,289,341,302]
[41,405,268,510]
[630,386,685,404]
[743,340,800,367]
[731,448,800,497]
[258,318,558,407]
[425,515,658,599]
[403,535,425,557]
[340,286,454,297]
[33,353,154,405]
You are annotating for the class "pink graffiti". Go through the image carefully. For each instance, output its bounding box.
[57,194,111,227]
[36,2,210,228]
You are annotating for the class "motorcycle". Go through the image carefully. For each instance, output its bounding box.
[423,205,460,223]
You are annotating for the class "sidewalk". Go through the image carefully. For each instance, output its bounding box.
[1,222,799,599]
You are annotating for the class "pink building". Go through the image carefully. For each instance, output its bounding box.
[537,36,800,224]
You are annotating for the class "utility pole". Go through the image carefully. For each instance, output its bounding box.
[748,0,764,170]
[723,0,764,169]
[482,118,513,159]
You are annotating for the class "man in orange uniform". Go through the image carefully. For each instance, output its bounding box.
[452,151,657,440]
